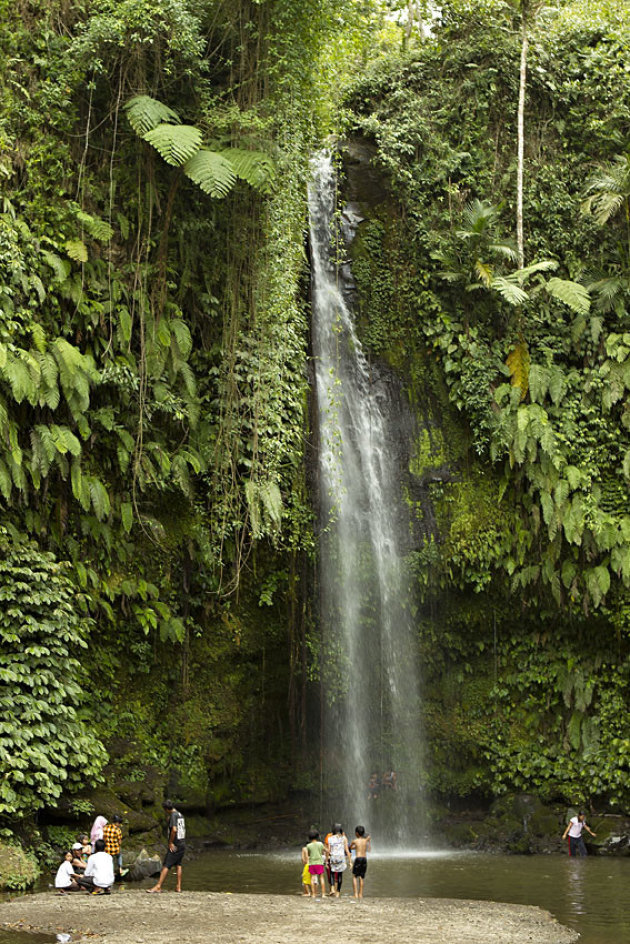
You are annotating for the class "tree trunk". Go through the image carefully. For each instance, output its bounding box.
[516,12,528,268]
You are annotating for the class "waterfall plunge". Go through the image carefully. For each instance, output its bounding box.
[309,152,423,846]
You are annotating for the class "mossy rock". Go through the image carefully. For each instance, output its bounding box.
[0,841,39,890]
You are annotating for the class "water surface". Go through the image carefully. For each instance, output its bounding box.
[174,848,629,944]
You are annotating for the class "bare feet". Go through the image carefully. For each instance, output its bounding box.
[146,887,162,894]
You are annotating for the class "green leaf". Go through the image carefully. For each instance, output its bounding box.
[124,95,180,134]
[121,501,133,534]
[183,149,236,197]
[143,124,202,167]
[545,278,590,315]
[224,148,275,190]
[65,240,88,264]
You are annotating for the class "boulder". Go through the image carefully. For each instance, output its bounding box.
[127,848,162,881]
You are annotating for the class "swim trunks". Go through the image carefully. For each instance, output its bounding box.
[352,857,367,878]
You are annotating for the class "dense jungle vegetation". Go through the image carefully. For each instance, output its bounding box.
[1,0,629,859]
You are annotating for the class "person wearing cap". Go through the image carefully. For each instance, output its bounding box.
[70,843,86,872]
[103,814,127,878]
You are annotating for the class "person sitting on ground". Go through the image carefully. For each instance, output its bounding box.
[103,814,128,878]
[77,838,115,895]
[54,851,81,894]
[70,843,86,872]
[562,810,596,857]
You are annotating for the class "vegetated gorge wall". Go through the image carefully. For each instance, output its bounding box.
[331,137,630,855]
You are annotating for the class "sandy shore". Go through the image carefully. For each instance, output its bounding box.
[0,891,579,944]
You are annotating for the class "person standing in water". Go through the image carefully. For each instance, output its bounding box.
[326,824,351,897]
[350,825,370,899]
[305,829,327,899]
[147,800,186,893]
[562,811,596,856]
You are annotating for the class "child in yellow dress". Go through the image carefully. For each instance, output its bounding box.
[300,842,312,895]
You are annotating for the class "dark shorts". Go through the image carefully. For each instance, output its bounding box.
[352,857,367,878]
[163,846,185,869]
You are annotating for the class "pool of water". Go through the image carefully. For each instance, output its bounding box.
[156,847,630,944]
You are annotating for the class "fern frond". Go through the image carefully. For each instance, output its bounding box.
[170,319,192,359]
[76,209,114,242]
[491,277,529,306]
[224,148,275,190]
[88,476,111,521]
[511,259,558,283]
[183,149,236,197]
[506,341,530,401]
[143,124,202,167]
[41,251,71,283]
[65,240,88,264]
[124,95,180,134]
[545,278,591,314]
[260,480,283,528]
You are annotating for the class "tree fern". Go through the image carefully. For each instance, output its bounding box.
[223,148,275,191]
[183,149,236,197]
[124,95,180,134]
[492,277,528,306]
[544,277,590,314]
[143,124,202,167]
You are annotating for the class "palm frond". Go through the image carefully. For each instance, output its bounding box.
[183,149,236,197]
[124,95,180,134]
[144,124,202,167]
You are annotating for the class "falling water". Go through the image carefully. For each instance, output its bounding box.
[309,151,423,846]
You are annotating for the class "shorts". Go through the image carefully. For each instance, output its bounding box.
[352,857,367,878]
[308,864,324,875]
[163,846,186,869]
[302,864,311,884]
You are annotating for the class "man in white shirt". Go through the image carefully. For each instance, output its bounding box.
[562,810,596,856]
[77,839,115,894]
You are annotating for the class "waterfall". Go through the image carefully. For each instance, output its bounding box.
[309,151,423,847]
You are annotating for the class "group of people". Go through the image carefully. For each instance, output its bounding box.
[54,800,186,895]
[367,770,396,801]
[54,814,126,895]
[302,825,370,900]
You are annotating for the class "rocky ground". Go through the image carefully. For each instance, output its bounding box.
[0,891,578,944]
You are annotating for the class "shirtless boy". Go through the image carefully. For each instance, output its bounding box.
[350,825,371,899]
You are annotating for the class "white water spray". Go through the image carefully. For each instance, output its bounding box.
[309,151,423,845]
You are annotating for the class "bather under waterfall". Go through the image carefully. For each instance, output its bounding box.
[309,151,423,846]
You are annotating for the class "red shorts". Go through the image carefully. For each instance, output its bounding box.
[309,864,324,875]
